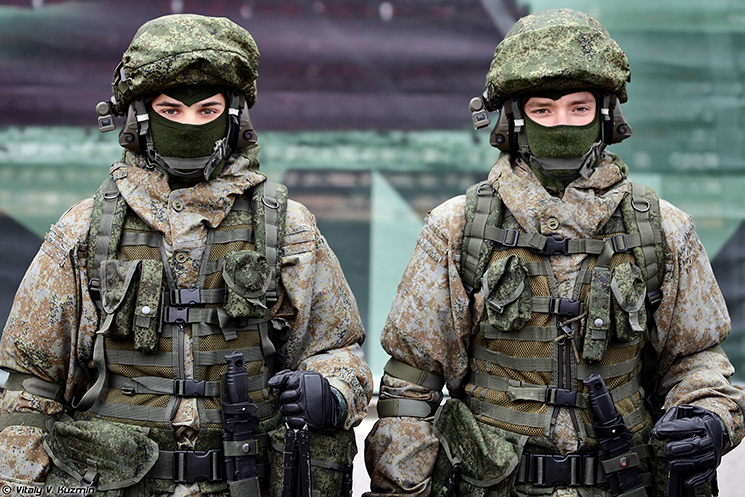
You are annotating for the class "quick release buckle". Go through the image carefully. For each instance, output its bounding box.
[533,454,584,487]
[549,297,582,318]
[170,288,201,306]
[165,306,188,323]
[173,450,223,483]
[541,236,569,256]
[174,379,206,397]
[545,388,579,407]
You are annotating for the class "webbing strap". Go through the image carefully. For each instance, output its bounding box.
[575,350,641,379]
[105,345,263,367]
[119,231,160,247]
[462,181,499,291]
[631,182,663,295]
[72,328,109,412]
[465,396,547,429]
[211,227,253,245]
[0,411,52,431]
[480,325,555,341]
[376,398,439,418]
[90,178,124,284]
[89,397,277,424]
[262,181,279,307]
[230,477,261,497]
[4,372,63,402]
[470,343,552,372]
[383,358,445,391]
[107,374,218,397]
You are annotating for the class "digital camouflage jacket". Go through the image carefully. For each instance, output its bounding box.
[0,146,373,496]
[364,153,745,497]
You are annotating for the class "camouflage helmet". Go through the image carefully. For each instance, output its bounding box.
[484,9,630,110]
[111,14,260,114]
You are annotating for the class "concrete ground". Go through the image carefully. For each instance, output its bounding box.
[351,400,744,497]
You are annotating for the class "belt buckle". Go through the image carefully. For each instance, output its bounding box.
[173,449,222,483]
[535,454,582,487]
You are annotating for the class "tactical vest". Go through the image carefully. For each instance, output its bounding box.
[73,176,287,494]
[434,179,666,496]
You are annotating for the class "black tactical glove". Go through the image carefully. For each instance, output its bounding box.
[651,405,727,492]
[267,370,343,431]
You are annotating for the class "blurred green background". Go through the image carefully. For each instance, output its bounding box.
[1,0,745,384]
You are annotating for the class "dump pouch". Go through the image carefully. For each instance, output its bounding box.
[481,254,532,334]
[43,414,158,496]
[582,266,612,362]
[223,250,271,319]
[432,398,520,497]
[611,262,647,343]
[269,426,357,497]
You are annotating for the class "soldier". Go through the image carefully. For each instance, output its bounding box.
[365,9,744,497]
[0,14,372,496]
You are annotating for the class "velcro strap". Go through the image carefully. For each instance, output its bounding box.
[383,358,445,391]
[377,398,439,418]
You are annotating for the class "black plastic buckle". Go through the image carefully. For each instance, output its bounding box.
[546,388,578,407]
[501,228,519,248]
[88,278,101,301]
[541,236,569,256]
[549,297,582,318]
[173,450,222,483]
[165,306,188,323]
[647,289,663,311]
[611,234,628,253]
[174,379,206,397]
[534,454,583,487]
[170,288,201,306]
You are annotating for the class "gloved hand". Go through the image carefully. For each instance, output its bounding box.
[651,405,727,492]
[267,370,342,431]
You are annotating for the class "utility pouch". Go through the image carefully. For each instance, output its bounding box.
[269,426,357,497]
[223,250,271,319]
[611,262,647,343]
[100,260,142,339]
[133,259,163,354]
[582,266,612,362]
[43,414,158,496]
[481,254,531,335]
[431,398,520,497]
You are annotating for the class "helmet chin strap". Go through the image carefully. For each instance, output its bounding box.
[514,93,611,182]
[132,94,240,182]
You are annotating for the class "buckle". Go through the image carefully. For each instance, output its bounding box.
[501,228,519,248]
[88,278,101,301]
[611,234,628,253]
[549,297,582,318]
[170,288,201,306]
[534,454,583,487]
[165,306,188,323]
[174,379,206,397]
[173,450,222,483]
[546,388,578,407]
[647,289,663,310]
[541,236,569,256]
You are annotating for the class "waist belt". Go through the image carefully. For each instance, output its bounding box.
[516,453,600,487]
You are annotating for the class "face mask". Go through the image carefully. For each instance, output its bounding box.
[523,115,600,159]
[148,109,228,159]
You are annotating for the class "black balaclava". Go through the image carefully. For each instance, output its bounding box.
[146,85,230,184]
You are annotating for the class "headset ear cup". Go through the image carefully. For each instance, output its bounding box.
[234,94,258,150]
[118,103,143,152]
[609,95,632,144]
[489,103,513,152]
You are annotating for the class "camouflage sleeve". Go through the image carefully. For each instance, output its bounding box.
[365,196,473,496]
[0,198,97,486]
[653,199,745,449]
[276,200,373,429]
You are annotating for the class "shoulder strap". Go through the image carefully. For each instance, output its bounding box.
[250,180,288,309]
[87,177,129,290]
[460,181,503,295]
[619,182,665,309]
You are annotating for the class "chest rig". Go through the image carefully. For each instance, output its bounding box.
[458,179,665,490]
[74,176,287,490]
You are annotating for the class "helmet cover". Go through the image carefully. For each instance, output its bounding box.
[112,14,260,113]
[485,9,630,110]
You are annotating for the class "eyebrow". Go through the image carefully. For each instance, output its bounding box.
[196,100,225,108]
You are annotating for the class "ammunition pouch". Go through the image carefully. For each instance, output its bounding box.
[431,398,522,497]
[270,425,357,497]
